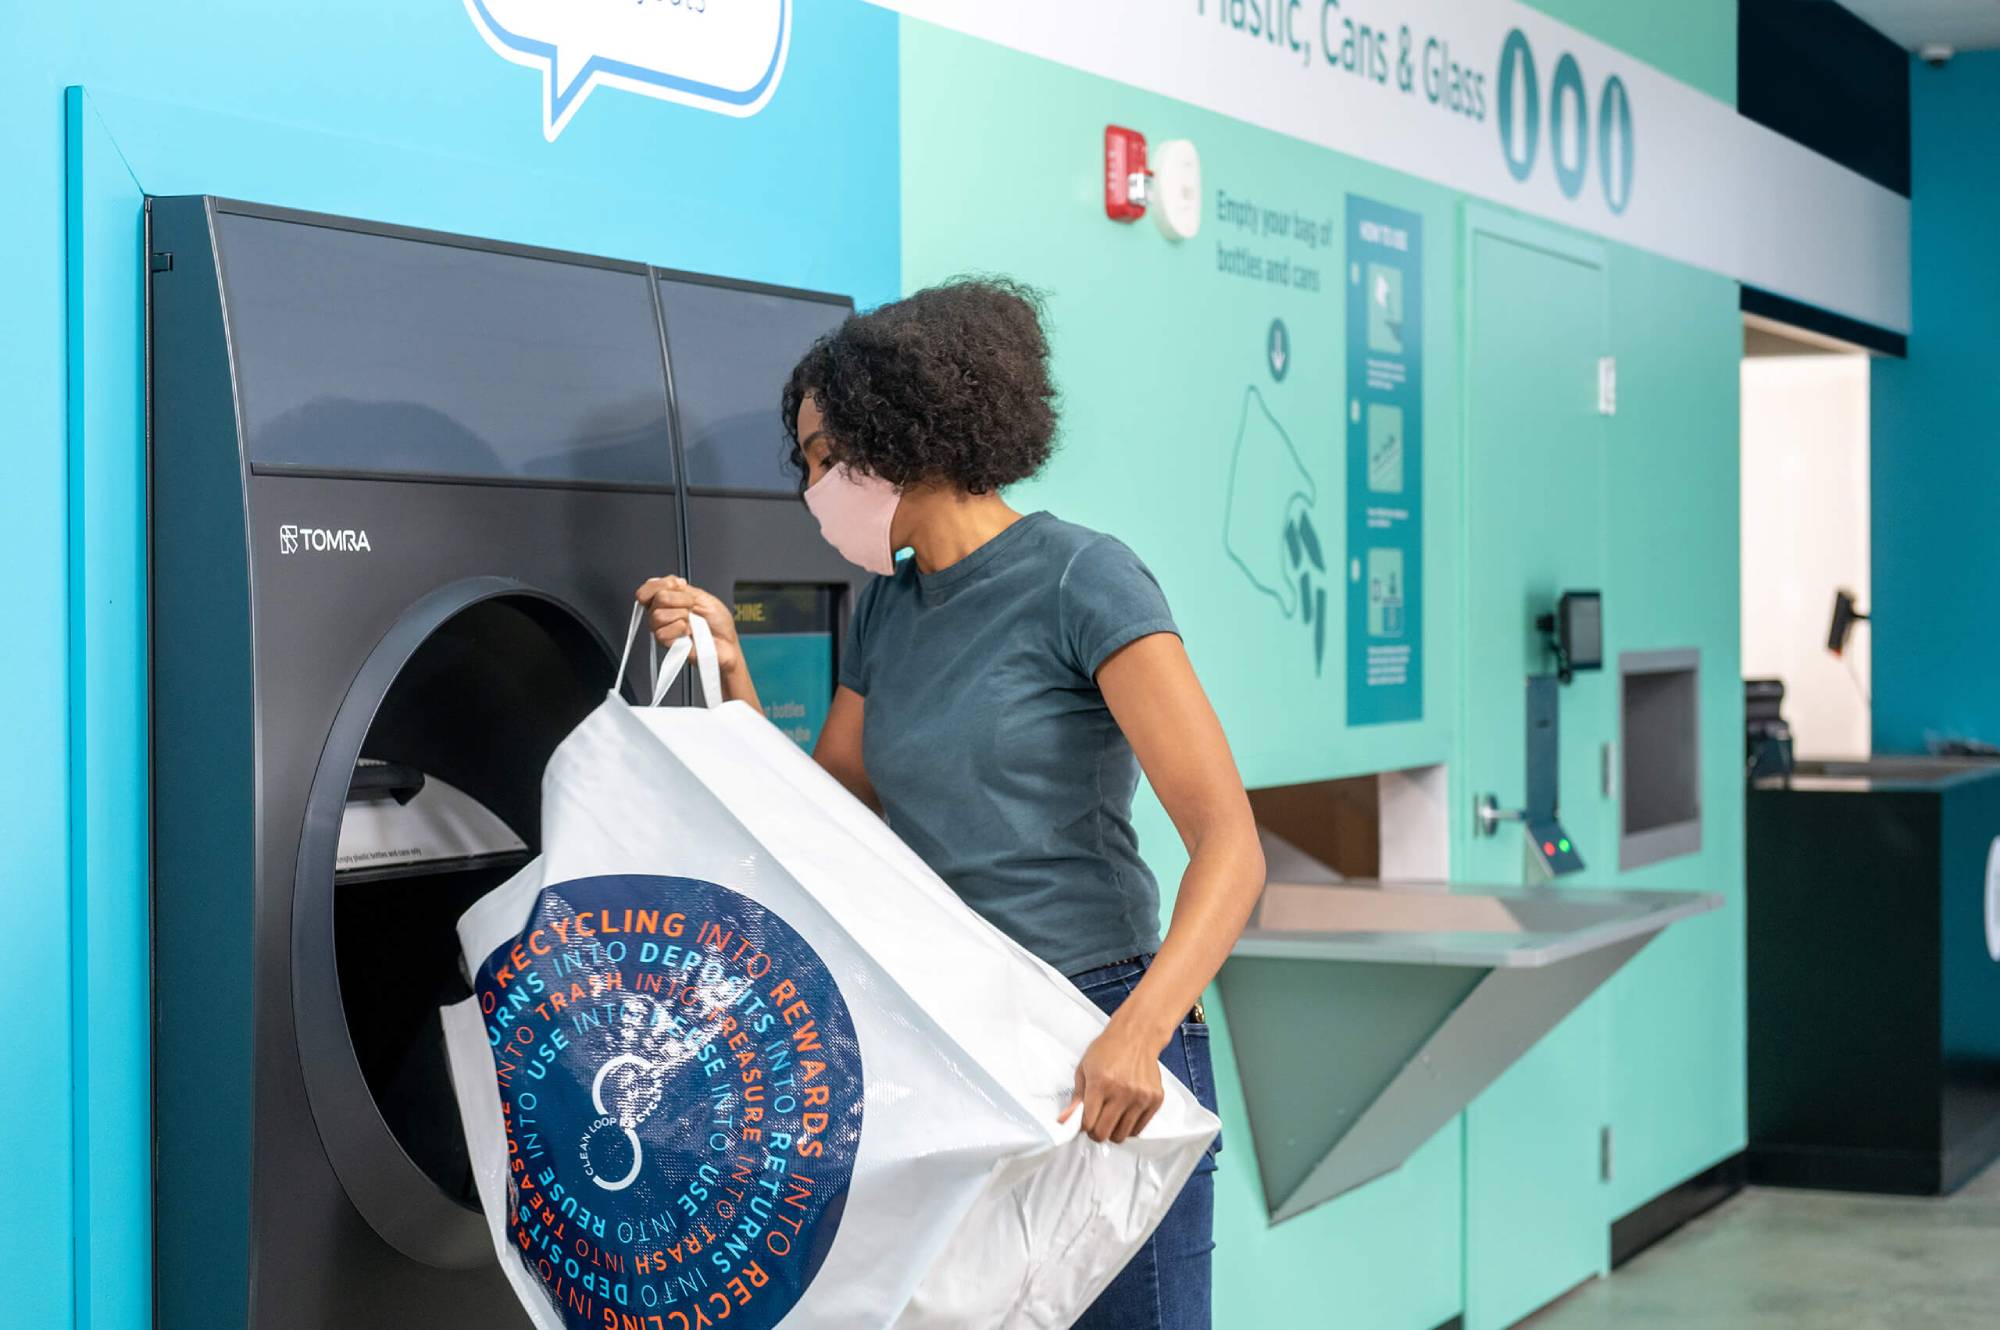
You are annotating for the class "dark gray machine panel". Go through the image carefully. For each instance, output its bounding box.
[658,272,861,745]
[662,274,844,493]
[219,210,677,488]
[150,197,685,1330]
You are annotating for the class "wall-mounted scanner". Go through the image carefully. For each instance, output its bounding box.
[148,197,862,1329]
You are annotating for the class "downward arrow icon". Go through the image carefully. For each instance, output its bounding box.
[1268,318,1289,380]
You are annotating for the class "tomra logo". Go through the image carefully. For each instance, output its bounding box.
[279,523,372,554]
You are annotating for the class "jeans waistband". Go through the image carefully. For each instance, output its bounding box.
[1066,953,1153,986]
[1065,953,1206,1025]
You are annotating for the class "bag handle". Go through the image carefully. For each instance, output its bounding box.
[619,600,724,709]
[616,602,649,697]
[653,613,722,708]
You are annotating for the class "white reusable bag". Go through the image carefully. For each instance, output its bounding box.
[443,609,1219,1330]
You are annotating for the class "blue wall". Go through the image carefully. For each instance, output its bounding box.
[7,6,899,1327]
[1,7,79,1330]
[1872,51,2000,754]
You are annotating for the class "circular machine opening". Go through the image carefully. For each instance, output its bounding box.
[296,586,613,1266]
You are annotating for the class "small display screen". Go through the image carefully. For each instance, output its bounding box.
[660,277,851,494]
[1562,593,1604,670]
[734,583,841,750]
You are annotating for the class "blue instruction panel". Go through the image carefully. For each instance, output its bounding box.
[735,583,840,750]
[1345,195,1424,726]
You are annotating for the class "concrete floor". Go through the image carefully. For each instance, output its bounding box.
[1524,1163,2000,1329]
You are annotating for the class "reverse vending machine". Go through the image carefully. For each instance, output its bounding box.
[148,197,860,1328]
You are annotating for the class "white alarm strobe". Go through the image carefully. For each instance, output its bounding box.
[1150,138,1202,241]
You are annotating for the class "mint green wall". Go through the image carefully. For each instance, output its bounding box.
[905,53,1463,796]
[1594,248,1745,1216]
[899,36,1466,1326]
[1524,0,1738,105]
[900,16,1743,1327]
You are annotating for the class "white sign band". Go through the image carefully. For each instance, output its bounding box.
[870,0,1910,334]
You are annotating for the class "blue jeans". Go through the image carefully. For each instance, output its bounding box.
[1066,955,1220,1330]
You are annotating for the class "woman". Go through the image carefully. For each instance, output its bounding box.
[636,278,1264,1330]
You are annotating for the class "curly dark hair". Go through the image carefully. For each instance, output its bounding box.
[781,277,1058,494]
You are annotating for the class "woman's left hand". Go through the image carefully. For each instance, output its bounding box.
[1059,1018,1167,1144]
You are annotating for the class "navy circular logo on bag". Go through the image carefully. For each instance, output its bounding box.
[474,874,864,1330]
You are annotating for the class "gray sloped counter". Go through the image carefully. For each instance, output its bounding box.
[1218,861,1721,1224]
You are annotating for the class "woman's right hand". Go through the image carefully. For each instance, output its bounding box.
[634,576,746,680]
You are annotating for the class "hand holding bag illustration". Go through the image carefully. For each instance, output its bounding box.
[443,606,1219,1329]
[1224,385,1328,670]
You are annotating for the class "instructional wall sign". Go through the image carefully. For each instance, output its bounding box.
[1345,195,1422,726]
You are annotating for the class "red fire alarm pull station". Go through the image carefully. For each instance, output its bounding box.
[1105,125,1149,222]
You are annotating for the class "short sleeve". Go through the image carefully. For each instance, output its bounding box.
[836,576,883,696]
[1057,536,1180,678]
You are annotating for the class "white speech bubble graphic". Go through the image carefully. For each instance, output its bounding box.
[467,0,791,140]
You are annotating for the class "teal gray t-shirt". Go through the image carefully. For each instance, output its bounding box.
[838,512,1178,976]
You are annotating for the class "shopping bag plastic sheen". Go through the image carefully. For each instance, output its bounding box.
[442,611,1219,1329]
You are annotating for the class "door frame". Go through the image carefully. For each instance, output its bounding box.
[1455,202,1614,1330]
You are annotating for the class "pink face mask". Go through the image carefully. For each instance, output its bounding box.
[804,465,902,575]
